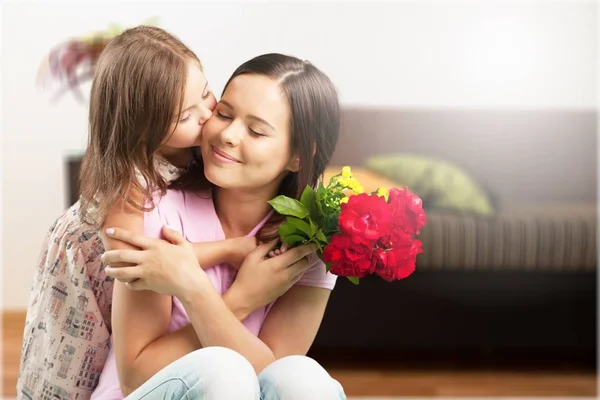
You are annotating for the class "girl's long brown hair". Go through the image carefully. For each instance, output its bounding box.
[79,25,201,227]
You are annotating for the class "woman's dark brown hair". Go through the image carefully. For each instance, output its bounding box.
[171,53,341,242]
[79,25,201,227]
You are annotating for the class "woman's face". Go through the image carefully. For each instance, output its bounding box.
[200,73,299,194]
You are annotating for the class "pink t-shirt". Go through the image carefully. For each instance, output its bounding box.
[91,190,337,399]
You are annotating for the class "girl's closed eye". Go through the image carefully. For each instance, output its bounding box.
[179,112,191,122]
[216,111,232,120]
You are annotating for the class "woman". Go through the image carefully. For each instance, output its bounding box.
[96,53,345,399]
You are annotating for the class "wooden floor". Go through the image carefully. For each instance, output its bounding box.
[2,310,597,398]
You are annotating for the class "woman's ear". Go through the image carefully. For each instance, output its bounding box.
[288,155,300,172]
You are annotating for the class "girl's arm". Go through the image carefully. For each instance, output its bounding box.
[104,229,328,375]
[104,225,301,395]
[100,193,173,396]
[103,201,247,395]
[178,252,331,373]
[192,236,257,271]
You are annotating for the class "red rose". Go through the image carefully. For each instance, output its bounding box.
[380,227,413,249]
[323,233,374,277]
[373,239,423,281]
[388,187,427,236]
[338,193,392,247]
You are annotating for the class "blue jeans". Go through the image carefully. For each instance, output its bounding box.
[125,346,346,400]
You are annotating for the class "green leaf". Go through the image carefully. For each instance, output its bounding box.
[323,213,340,237]
[278,221,296,238]
[315,229,327,243]
[268,196,308,219]
[347,276,360,285]
[316,182,327,216]
[308,219,318,236]
[317,182,327,201]
[325,262,332,272]
[285,217,312,238]
[300,185,322,221]
[283,234,307,246]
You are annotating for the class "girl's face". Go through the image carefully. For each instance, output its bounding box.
[200,73,299,195]
[164,61,217,150]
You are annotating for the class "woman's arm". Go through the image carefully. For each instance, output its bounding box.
[173,243,326,374]
[104,200,252,395]
[103,226,309,394]
[103,228,321,376]
[258,285,331,357]
[177,279,330,373]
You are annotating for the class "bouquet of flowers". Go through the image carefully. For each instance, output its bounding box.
[268,166,427,284]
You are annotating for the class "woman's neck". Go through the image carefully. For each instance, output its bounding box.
[213,188,274,238]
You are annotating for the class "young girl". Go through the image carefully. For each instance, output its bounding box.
[96,53,346,399]
[17,26,258,400]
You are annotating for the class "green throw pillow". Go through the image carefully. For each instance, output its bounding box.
[365,154,494,215]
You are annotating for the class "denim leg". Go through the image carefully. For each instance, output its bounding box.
[258,355,346,400]
[125,346,260,400]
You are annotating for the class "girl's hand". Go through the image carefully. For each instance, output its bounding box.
[267,241,289,258]
[229,240,317,312]
[102,226,206,298]
[226,236,259,269]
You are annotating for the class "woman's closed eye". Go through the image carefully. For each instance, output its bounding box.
[248,128,264,137]
[216,111,264,137]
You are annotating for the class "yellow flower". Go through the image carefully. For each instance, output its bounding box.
[353,185,365,194]
[339,177,359,189]
[341,166,352,178]
[340,197,349,204]
[376,187,389,201]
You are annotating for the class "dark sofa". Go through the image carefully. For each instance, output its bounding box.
[308,108,597,369]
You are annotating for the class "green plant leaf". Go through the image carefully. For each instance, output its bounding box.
[283,234,307,246]
[285,217,312,238]
[268,196,308,219]
[323,213,340,237]
[347,276,360,285]
[301,185,323,222]
[317,182,327,201]
[278,221,297,238]
[308,218,318,236]
[316,229,327,243]
[316,182,328,216]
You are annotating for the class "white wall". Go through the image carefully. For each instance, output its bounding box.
[2,0,597,309]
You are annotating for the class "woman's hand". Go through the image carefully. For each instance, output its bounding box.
[226,240,318,315]
[225,236,259,269]
[102,226,206,298]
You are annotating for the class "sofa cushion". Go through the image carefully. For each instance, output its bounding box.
[365,153,495,215]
